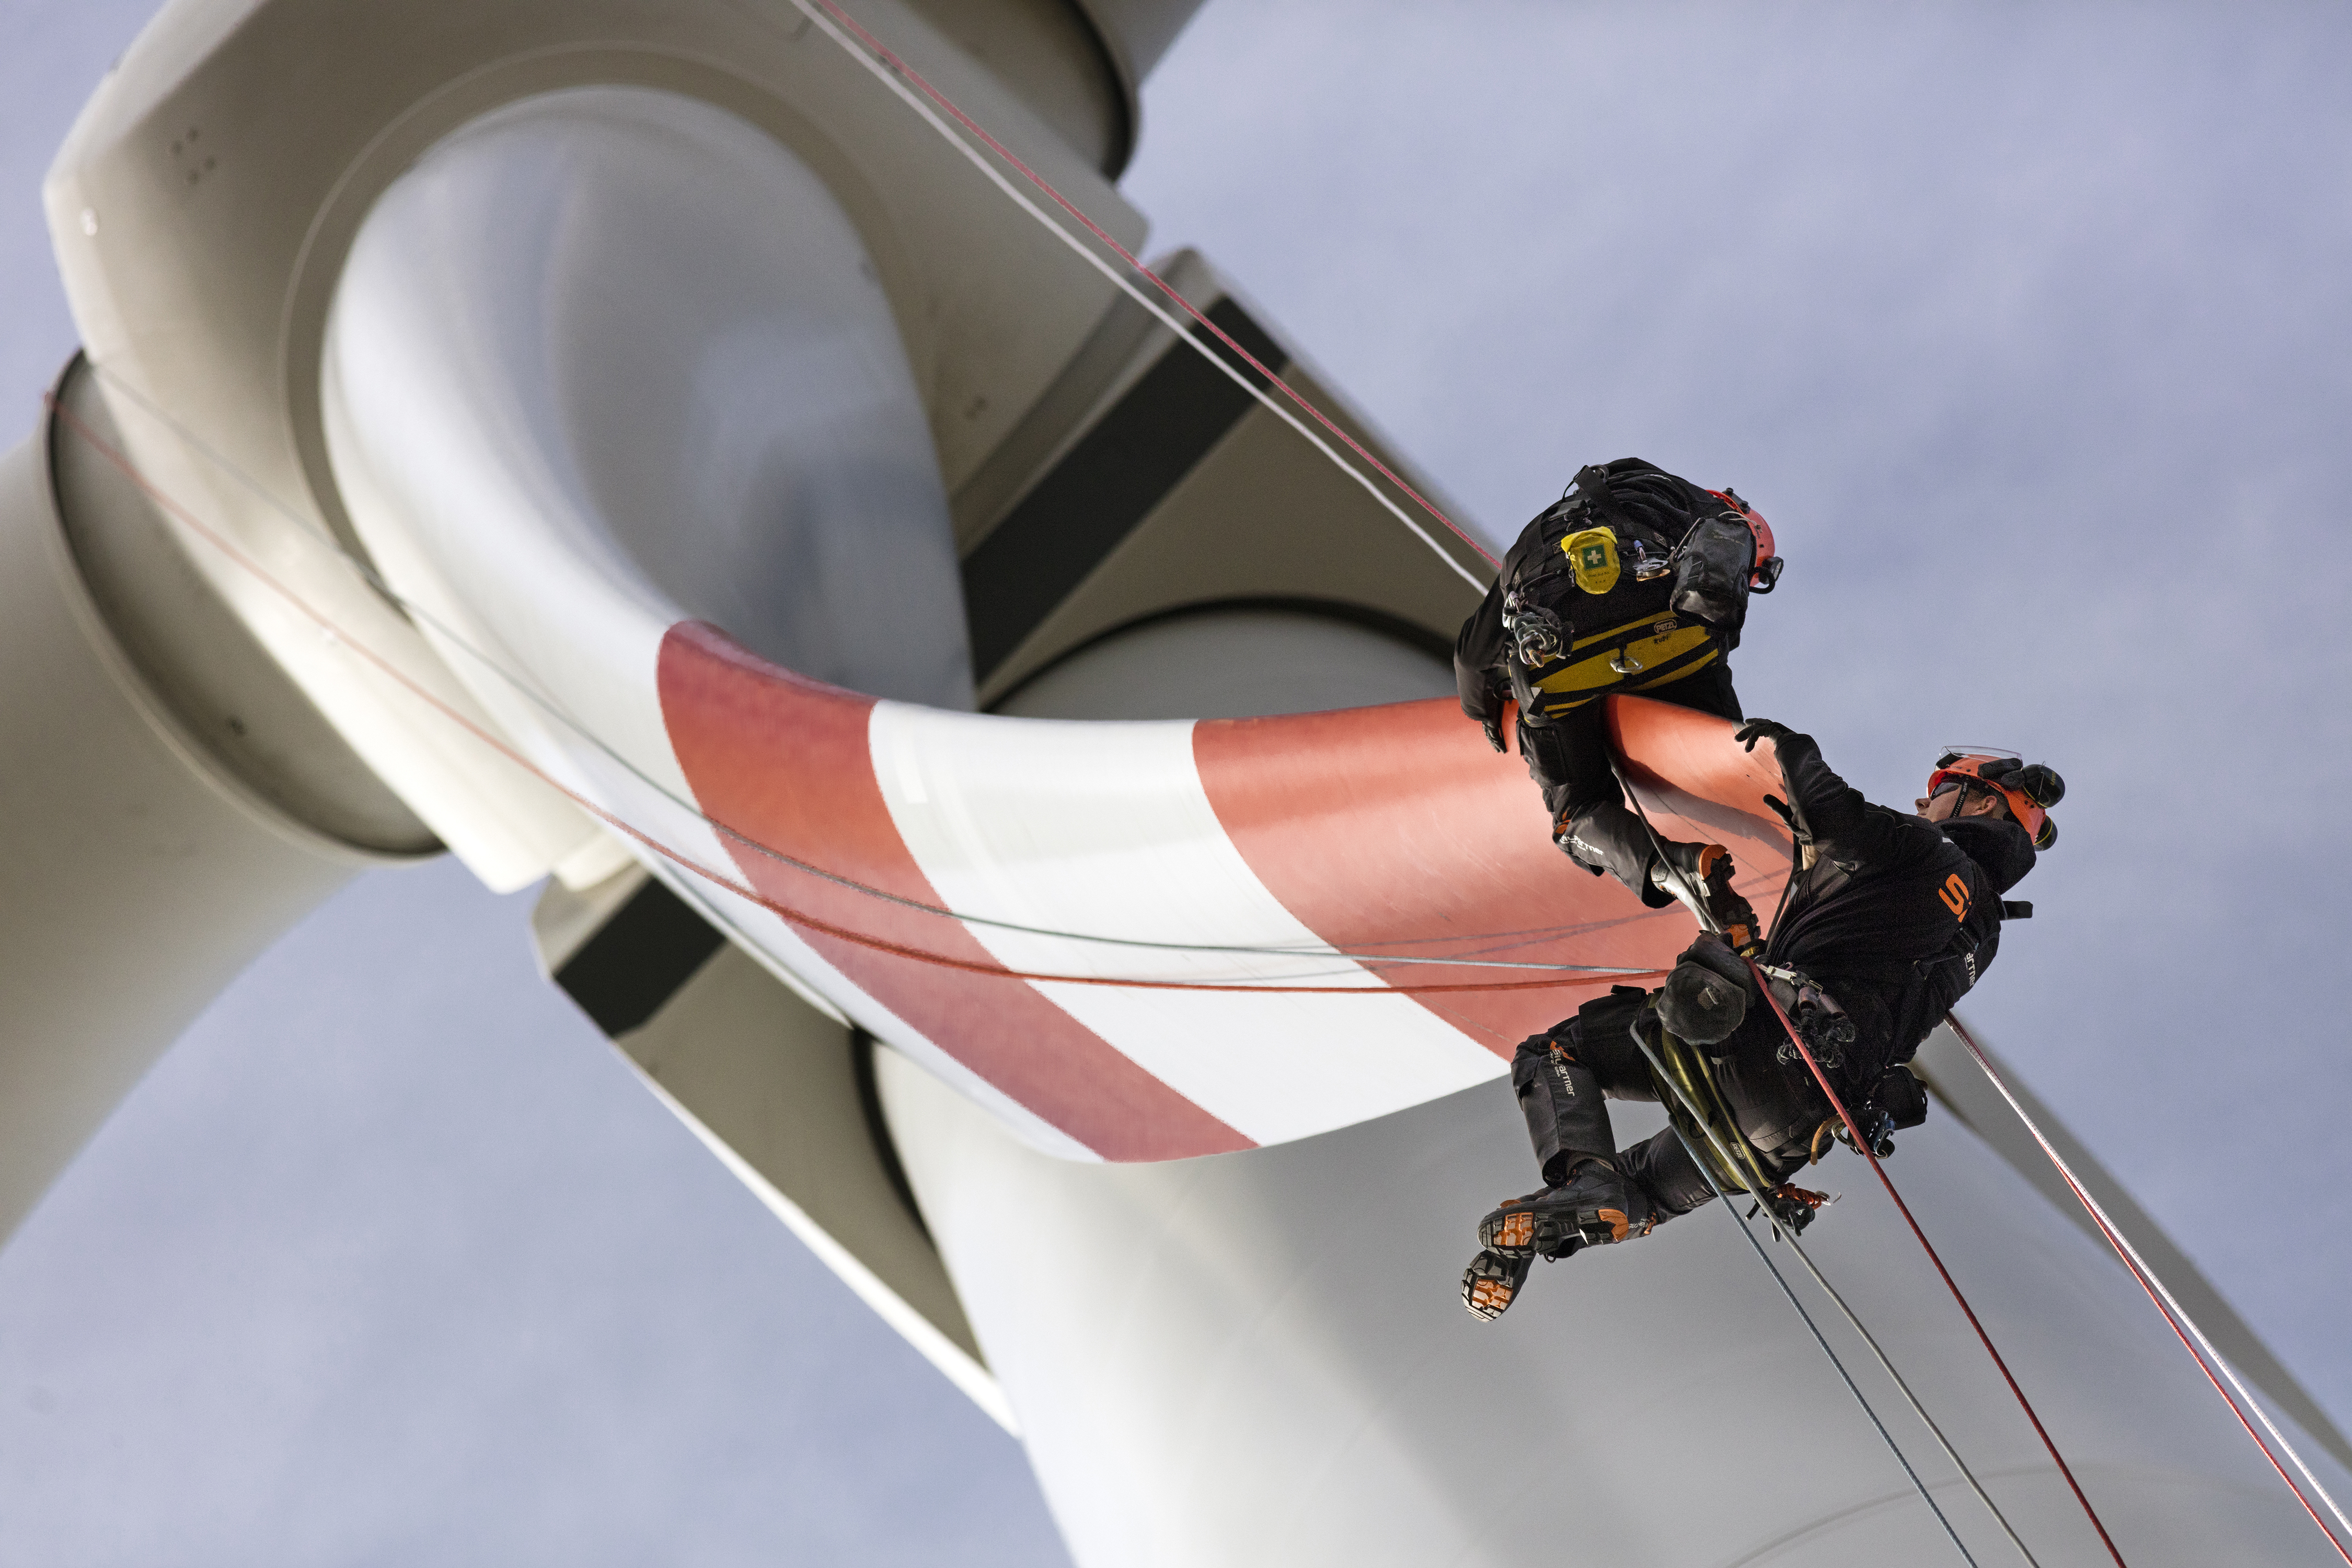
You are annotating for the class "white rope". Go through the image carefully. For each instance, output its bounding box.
[1947,1016,2352,1547]
[1652,1116,1982,1567]
[762,0,1492,596]
[1774,1211,2042,1564]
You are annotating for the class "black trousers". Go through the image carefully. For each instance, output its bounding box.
[1518,663,1743,898]
[1511,990,1827,1218]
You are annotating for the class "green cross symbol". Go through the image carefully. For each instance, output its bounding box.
[1583,546,1606,569]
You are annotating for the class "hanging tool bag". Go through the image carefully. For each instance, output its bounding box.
[1495,459,1781,723]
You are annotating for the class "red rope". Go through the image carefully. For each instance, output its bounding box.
[49,393,1628,998]
[1944,1017,2352,1563]
[801,0,1500,573]
[1745,959,2131,1567]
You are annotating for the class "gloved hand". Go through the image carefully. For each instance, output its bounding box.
[1481,710,1507,753]
[1733,718,1796,753]
[1676,930,1756,987]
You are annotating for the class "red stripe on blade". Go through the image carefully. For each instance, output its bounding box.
[1194,696,1791,1053]
[658,621,1251,1161]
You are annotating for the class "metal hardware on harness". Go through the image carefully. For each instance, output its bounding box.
[1838,1111,1899,1160]
[1765,967,1909,1159]
[1641,1023,1823,1233]
[1762,966,1854,1072]
[1504,595,1564,664]
[1609,647,1646,675]
[1626,538,1672,580]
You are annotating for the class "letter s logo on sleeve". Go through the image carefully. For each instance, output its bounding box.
[1938,873,1970,919]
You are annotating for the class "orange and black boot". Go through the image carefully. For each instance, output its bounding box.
[1461,1250,1532,1321]
[1478,1159,1656,1261]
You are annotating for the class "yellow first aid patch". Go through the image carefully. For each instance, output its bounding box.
[1562,527,1620,595]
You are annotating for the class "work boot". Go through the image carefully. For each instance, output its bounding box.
[1461,1249,1532,1321]
[1648,841,1761,954]
[1477,1159,1655,1262]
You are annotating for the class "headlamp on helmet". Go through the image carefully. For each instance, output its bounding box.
[1926,750,2063,850]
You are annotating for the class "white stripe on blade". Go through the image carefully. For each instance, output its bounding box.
[869,704,1504,1146]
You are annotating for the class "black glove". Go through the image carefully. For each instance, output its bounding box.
[1676,930,1756,989]
[1733,718,1796,753]
[1481,710,1507,753]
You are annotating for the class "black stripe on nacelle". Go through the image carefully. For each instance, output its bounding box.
[555,877,724,1037]
[962,296,1287,680]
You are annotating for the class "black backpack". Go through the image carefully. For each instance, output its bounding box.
[1493,459,1781,722]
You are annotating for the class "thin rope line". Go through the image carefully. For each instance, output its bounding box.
[49,391,1654,998]
[74,367,1640,979]
[1773,1212,2043,1565]
[1620,986,1974,1557]
[1748,969,2129,1567]
[1945,1014,2352,1563]
[1608,756,2030,1560]
[1608,746,2114,1560]
[765,0,1494,593]
[1652,1102,1976,1561]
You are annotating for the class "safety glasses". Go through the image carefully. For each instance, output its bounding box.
[1926,750,2061,850]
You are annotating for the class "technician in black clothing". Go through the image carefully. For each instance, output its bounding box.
[1455,459,1784,944]
[1461,724,2063,1320]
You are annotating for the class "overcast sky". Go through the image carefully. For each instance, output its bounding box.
[4,1,2349,1562]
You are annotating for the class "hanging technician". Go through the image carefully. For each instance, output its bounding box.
[1454,459,1783,948]
[1461,731,2065,1320]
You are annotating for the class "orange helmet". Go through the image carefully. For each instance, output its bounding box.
[1926,751,2063,849]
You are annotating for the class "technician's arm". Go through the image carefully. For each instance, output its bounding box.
[1455,580,1511,752]
[1737,721,1899,867]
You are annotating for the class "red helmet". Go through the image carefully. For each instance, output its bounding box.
[1707,488,1783,592]
[1926,751,2063,850]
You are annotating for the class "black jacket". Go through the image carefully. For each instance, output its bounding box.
[1762,729,2034,1087]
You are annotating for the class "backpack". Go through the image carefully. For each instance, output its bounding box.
[1496,459,1780,722]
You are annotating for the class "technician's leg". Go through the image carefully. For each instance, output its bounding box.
[1541,670,1760,945]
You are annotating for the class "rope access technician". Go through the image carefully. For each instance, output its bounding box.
[1454,458,1783,949]
[1462,728,2065,1320]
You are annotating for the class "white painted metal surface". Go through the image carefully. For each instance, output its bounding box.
[882,1045,2352,1566]
[322,83,1095,1163]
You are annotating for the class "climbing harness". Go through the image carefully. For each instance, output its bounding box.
[1494,464,1766,724]
[1756,963,1857,1073]
[1755,963,1933,1160]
